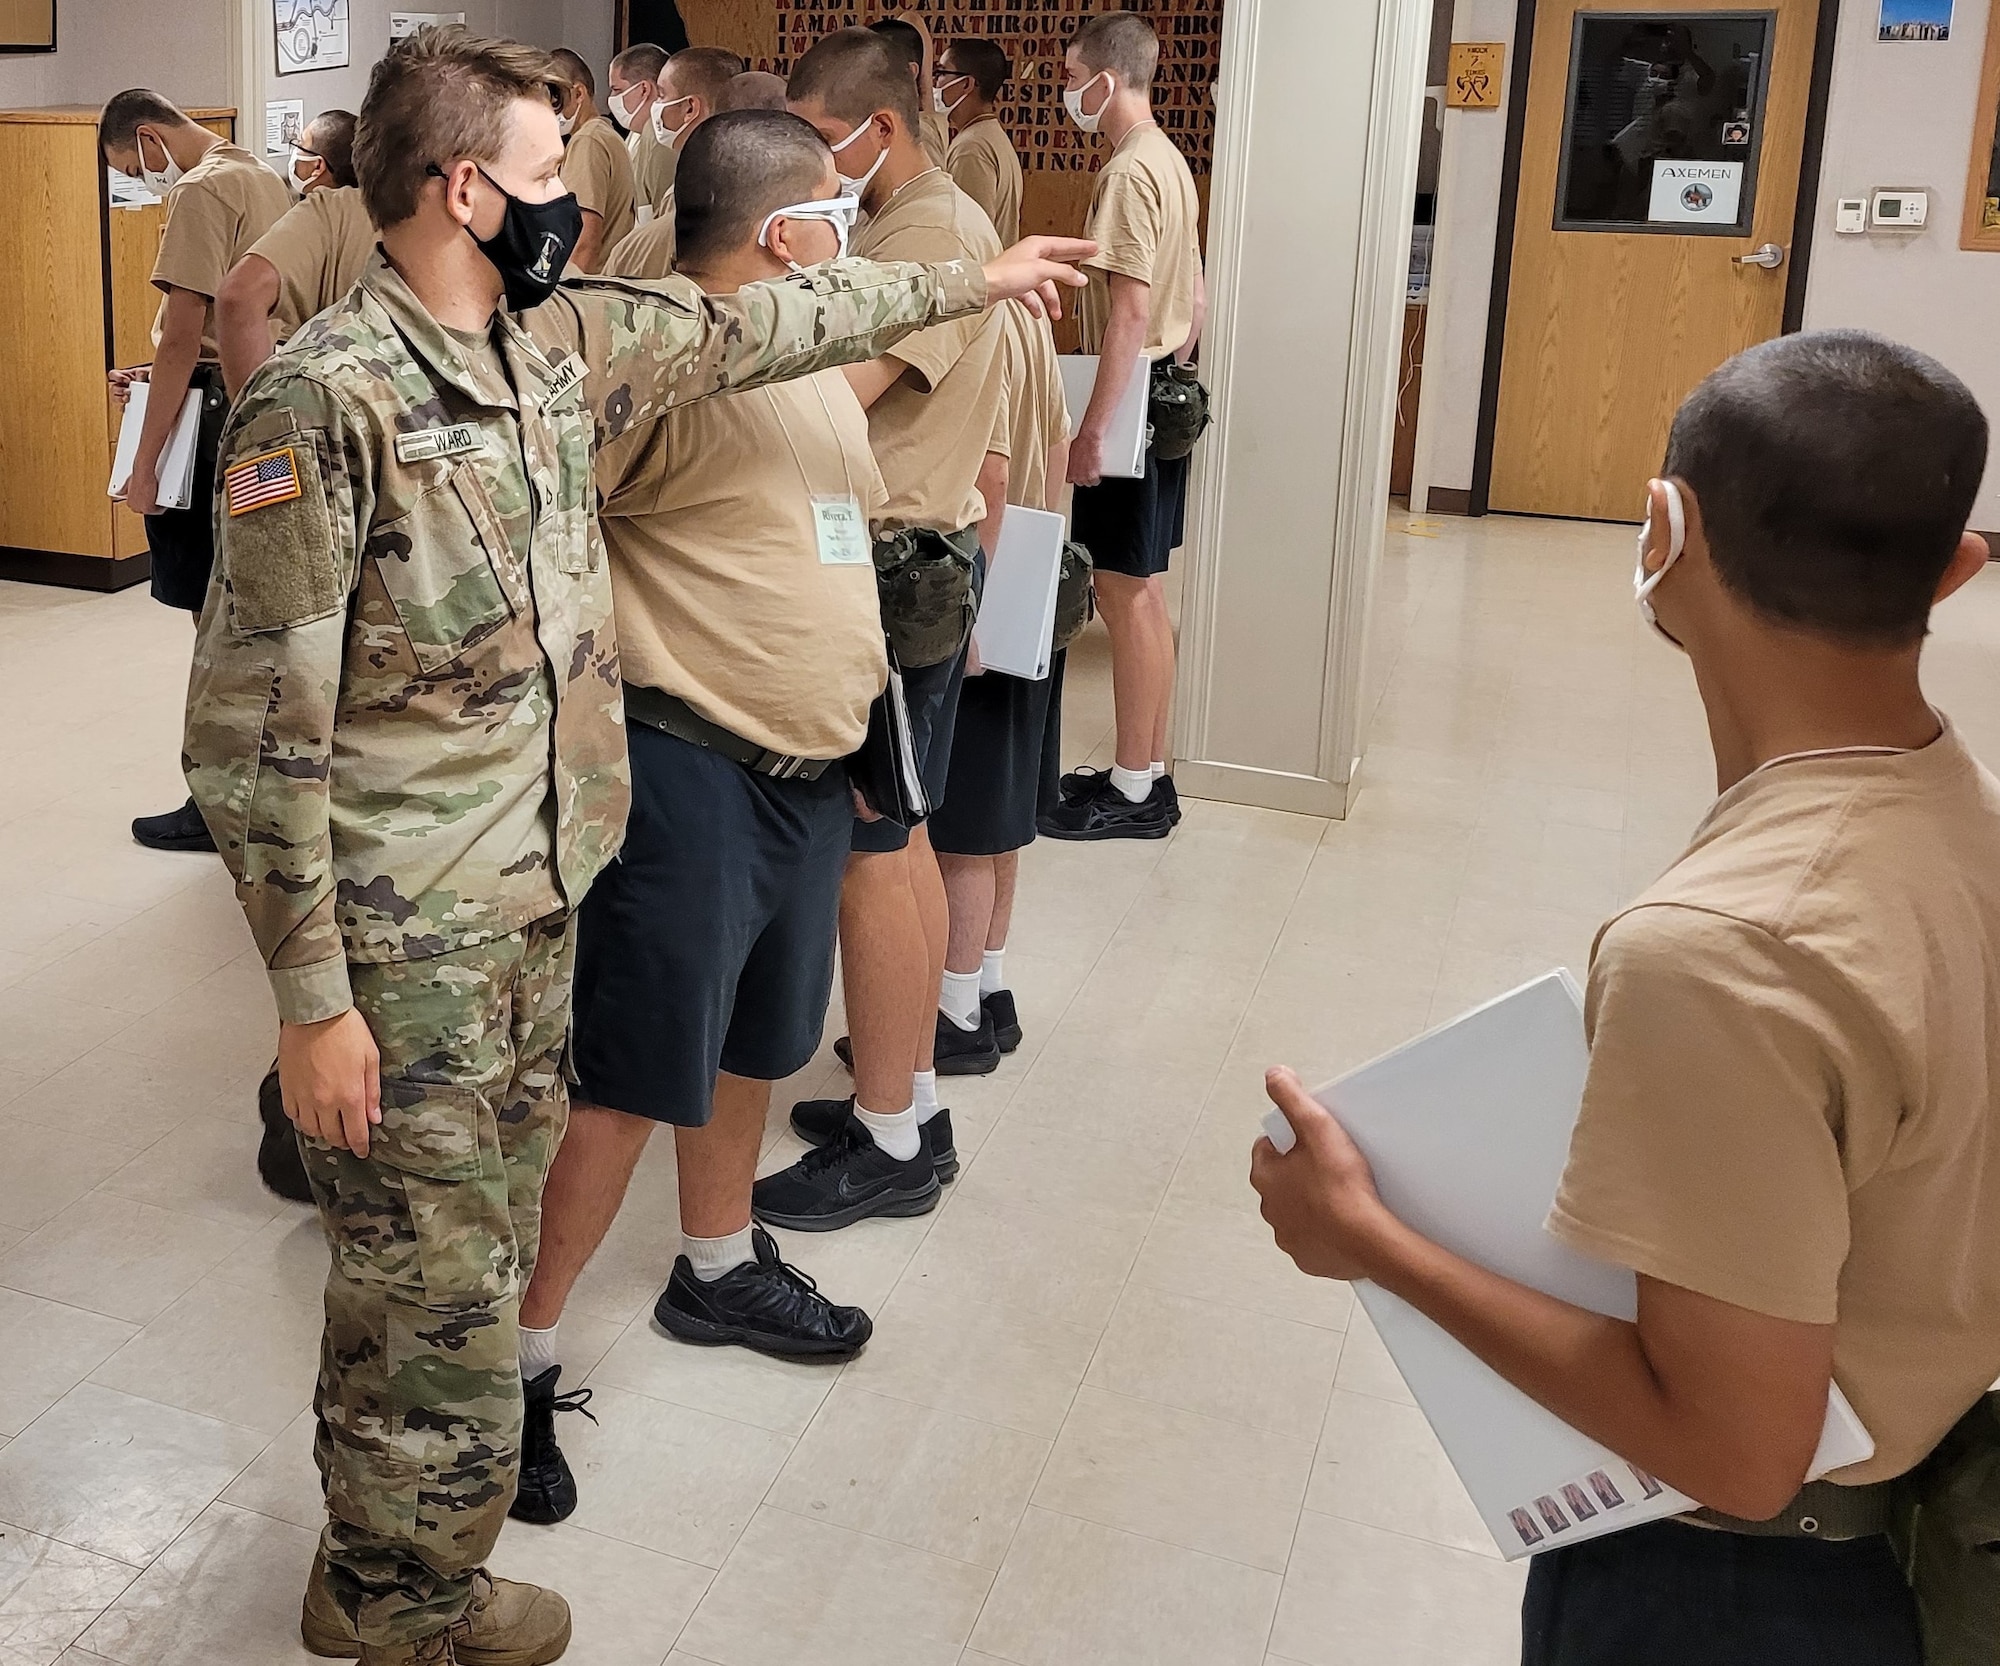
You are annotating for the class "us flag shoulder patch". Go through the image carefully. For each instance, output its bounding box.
[225,446,304,517]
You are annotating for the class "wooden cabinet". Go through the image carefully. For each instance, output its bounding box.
[0,105,234,590]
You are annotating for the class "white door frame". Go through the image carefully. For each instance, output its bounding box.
[1170,0,1432,819]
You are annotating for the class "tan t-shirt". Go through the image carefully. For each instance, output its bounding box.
[989,301,1071,513]
[152,140,293,361]
[853,169,1006,535]
[602,207,676,280]
[599,371,889,759]
[564,115,638,260]
[632,121,678,215]
[918,109,952,170]
[1550,723,2000,1484]
[946,116,1022,247]
[249,185,377,340]
[1078,123,1201,361]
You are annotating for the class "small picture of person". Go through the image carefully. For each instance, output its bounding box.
[1587,1469,1627,1510]
[1510,1507,1546,1548]
[1537,1496,1573,1534]
[1562,1482,1601,1521]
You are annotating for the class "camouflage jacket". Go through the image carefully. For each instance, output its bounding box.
[186,249,987,1025]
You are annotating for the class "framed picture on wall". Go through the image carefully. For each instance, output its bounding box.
[275,0,350,76]
[0,0,57,52]
[1965,0,2000,249]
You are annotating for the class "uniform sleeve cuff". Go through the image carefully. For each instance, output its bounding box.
[269,959,355,1026]
[932,258,989,320]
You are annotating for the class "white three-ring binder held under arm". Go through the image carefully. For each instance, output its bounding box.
[109,381,205,512]
[1058,352,1151,480]
[971,506,1066,681]
[1262,971,1875,1560]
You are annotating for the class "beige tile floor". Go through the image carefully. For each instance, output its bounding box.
[6,514,2000,1666]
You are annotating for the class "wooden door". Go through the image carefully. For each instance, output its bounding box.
[1490,1,1819,521]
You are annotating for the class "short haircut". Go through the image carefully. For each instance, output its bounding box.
[869,18,924,71]
[1665,330,1989,647]
[941,38,1009,101]
[355,25,565,229]
[1070,12,1160,90]
[98,88,190,157]
[305,108,359,187]
[721,71,790,113]
[667,45,746,108]
[674,109,832,270]
[611,42,669,84]
[550,47,594,98]
[788,28,919,131]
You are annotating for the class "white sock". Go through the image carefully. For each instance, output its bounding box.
[684,1225,756,1283]
[940,968,982,1030]
[519,1323,560,1380]
[913,1069,941,1125]
[980,949,1006,997]
[1150,761,1167,779]
[1109,763,1153,803]
[855,1100,921,1161]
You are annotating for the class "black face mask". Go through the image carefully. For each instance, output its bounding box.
[430,162,585,311]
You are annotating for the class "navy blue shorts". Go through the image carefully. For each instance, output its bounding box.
[929,667,1055,856]
[1070,444,1189,581]
[145,371,229,613]
[571,724,851,1125]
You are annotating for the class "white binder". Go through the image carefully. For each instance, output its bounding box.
[971,505,1065,680]
[1265,971,1875,1560]
[1058,352,1150,479]
[109,382,205,511]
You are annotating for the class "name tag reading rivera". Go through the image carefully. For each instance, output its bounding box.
[394,423,483,465]
[813,494,872,566]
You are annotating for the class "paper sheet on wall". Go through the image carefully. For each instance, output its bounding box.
[1058,354,1150,479]
[109,384,205,512]
[1265,971,1874,1559]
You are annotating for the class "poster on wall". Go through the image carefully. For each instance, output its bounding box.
[275,0,350,75]
[1878,0,1952,41]
[265,98,305,156]
[390,11,465,39]
[1648,159,1744,224]
[0,0,58,51]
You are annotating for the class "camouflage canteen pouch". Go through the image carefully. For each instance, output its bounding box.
[873,525,978,670]
[1053,539,1096,653]
[1890,1390,2000,1666]
[1149,359,1212,462]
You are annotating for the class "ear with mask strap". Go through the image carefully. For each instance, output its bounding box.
[1633,478,1687,643]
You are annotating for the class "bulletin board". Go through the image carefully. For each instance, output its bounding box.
[673,0,1221,245]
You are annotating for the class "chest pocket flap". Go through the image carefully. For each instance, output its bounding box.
[370,462,517,675]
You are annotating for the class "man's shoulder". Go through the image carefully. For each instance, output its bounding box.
[253,293,403,418]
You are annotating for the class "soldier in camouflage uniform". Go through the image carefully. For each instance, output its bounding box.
[184,26,1087,1666]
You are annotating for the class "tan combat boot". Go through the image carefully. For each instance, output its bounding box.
[305,1560,572,1666]
[358,1634,456,1665]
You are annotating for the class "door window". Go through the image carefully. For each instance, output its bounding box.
[1553,12,1776,235]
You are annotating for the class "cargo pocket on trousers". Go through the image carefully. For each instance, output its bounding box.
[367,1078,513,1308]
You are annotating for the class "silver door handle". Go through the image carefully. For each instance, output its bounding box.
[1735,243,1785,269]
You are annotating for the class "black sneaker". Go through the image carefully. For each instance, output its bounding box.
[935,1008,1000,1076]
[510,1366,596,1525]
[1156,774,1183,826]
[1037,773,1173,842]
[655,1226,872,1359]
[752,1116,941,1231]
[256,1066,315,1204]
[790,1097,958,1184]
[833,1034,854,1073]
[982,990,1023,1054]
[132,796,216,853]
[1057,765,1106,802]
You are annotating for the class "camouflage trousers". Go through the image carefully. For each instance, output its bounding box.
[300,914,575,1649]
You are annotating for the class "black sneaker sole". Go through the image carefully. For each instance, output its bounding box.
[936,1046,1001,1077]
[754,1176,942,1233]
[132,830,218,853]
[655,1299,870,1360]
[932,1149,960,1184]
[1035,815,1173,842]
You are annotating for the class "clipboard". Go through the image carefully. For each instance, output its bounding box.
[1263,971,1875,1559]
[1058,353,1150,479]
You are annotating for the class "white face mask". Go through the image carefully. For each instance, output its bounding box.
[136,128,183,195]
[651,94,693,147]
[289,146,321,196]
[1634,479,1687,645]
[1063,69,1113,133]
[932,77,970,117]
[610,84,651,131]
[758,194,860,270]
[556,104,577,138]
[831,117,889,203]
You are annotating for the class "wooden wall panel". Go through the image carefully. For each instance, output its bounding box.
[678,0,1220,252]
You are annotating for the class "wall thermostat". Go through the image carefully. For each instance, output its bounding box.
[1835,197,1868,233]
[1870,188,1929,230]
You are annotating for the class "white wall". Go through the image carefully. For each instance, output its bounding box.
[1805,0,1999,530]
[1407,0,1515,511]
[0,0,234,110]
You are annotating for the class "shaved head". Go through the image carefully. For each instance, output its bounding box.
[721,71,789,113]
[787,26,919,131]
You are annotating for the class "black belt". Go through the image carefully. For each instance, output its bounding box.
[1690,1478,1895,1541]
[624,685,835,781]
